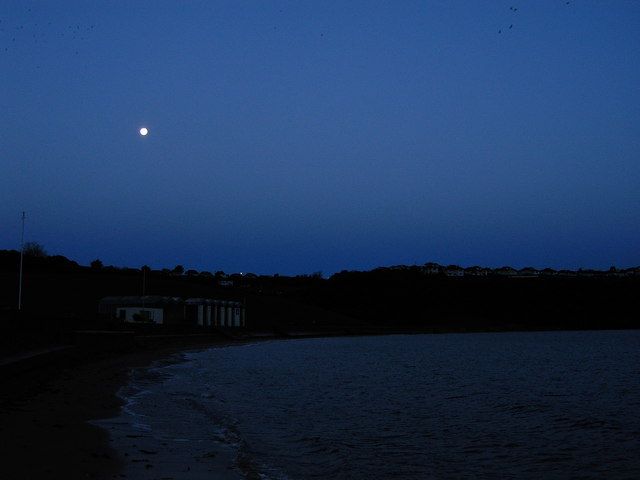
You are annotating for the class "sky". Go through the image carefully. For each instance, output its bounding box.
[1,1,639,275]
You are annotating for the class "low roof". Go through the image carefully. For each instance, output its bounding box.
[100,296,183,306]
[185,298,241,306]
[100,296,241,306]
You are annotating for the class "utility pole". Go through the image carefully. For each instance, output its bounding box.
[142,266,147,309]
[18,211,25,311]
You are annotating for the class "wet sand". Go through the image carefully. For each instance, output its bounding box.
[0,339,235,480]
[94,353,245,480]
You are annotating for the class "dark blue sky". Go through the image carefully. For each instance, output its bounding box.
[2,1,639,275]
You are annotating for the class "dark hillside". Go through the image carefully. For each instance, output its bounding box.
[1,250,638,355]
[291,269,639,332]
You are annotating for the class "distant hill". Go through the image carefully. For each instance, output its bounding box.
[1,251,638,342]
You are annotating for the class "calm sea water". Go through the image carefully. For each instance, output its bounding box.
[116,331,640,479]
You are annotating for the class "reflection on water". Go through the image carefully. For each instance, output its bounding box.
[118,331,640,479]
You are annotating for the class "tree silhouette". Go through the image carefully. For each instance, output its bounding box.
[172,265,184,275]
[23,242,47,257]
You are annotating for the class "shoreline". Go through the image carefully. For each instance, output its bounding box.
[0,336,237,480]
[1,327,638,479]
[95,349,247,480]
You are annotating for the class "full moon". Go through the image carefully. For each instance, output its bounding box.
[139,127,149,136]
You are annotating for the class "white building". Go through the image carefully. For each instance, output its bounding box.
[185,298,245,327]
[99,296,245,327]
[115,306,164,324]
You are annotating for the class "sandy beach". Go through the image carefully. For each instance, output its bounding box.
[0,338,236,480]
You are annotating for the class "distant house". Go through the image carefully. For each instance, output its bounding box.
[577,268,598,277]
[99,296,245,327]
[444,265,464,277]
[558,270,578,277]
[494,266,518,277]
[464,266,489,277]
[624,267,640,277]
[518,267,539,277]
[422,262,442,275]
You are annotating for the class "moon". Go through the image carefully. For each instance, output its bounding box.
[139,127,149,136]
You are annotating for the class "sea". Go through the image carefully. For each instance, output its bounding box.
[102,331,640,479]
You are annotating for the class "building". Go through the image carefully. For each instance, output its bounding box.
[99,296,245,327]
[444,265,464,277]
[422,262,442,275]
[494,266,518,277]
[518,267,539,277]
[184,298,245,327]
[98,296,185,325]
[464,266,490,277]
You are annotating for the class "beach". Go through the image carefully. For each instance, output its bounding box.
[0,337,235,480]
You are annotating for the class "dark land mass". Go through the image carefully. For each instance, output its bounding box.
[300,268,639,333]
[0,250,638,352]
[0,249,638,478]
